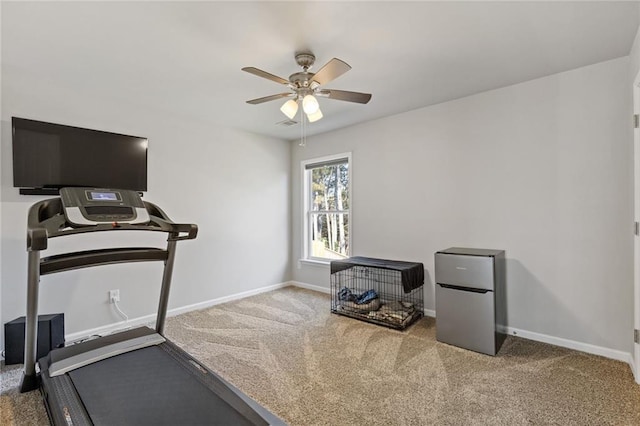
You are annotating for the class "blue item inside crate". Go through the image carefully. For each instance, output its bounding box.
[338,287,379,304]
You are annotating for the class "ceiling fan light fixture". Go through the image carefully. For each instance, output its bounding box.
[302,94,320,114]
[280,99,299,119]
[307,108,323,123]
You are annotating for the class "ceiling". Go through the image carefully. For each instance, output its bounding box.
[2,1,639,141]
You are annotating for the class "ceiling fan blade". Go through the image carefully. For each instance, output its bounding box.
[311,58,351,86]
[246,93,294,105]
[317,89,372,104]
[242,67,290,85]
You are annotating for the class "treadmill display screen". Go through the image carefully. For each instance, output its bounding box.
[89,191,120,201]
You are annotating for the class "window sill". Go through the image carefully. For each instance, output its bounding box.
[298,258,331,268]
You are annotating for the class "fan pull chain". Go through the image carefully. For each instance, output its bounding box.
[299,105,306,147]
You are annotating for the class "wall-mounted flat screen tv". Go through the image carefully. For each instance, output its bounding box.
[12,117,148,195]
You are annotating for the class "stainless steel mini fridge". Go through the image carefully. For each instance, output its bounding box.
[435,247,506,356]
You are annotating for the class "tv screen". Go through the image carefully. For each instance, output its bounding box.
[12,117,148,194]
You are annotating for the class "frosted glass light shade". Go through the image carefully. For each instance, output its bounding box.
[280,99,298,119]
[302,95,319,114]
[307,108,323,123]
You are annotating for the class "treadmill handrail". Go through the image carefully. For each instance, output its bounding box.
[27,197,198,251]
[40,247,169,275]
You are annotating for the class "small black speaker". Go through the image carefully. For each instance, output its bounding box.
[4,313,65,365]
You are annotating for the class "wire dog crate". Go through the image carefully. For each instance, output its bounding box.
[330,257,424,330]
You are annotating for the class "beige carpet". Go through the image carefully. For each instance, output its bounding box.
[2,286,640,425]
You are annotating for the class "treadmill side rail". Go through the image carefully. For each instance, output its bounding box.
[49,332,166,377]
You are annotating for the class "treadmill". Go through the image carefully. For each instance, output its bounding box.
[19,187,285,425]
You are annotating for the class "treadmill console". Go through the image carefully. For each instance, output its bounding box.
[60,187,150,226]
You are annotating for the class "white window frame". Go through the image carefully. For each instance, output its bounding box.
[301,152,352,263]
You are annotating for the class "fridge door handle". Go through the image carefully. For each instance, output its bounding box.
[437,283,491,294]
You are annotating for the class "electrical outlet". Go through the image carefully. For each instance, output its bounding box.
[109,289,120,304]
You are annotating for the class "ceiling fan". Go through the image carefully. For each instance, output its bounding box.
[242,52,372,123]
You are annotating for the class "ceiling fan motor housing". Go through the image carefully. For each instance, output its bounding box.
[295,53,315,70]
[290,53,317,95]
[289,72,314,90]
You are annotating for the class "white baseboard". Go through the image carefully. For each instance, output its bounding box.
[29,281,640,382]
[65,316,150,344]
[166,282,290,317]
[65,281,291,344]
[498,325,633,366]
[423,308,436,318]
[288,280,330,294]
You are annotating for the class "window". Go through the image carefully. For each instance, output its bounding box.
[302,153,351,261]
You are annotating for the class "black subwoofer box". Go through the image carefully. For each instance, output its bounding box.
[4,313,65,365]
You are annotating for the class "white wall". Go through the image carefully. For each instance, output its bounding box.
[292,57,633,354]
[1,59,290,349]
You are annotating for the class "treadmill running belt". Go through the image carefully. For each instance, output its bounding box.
[68,345,256,425]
